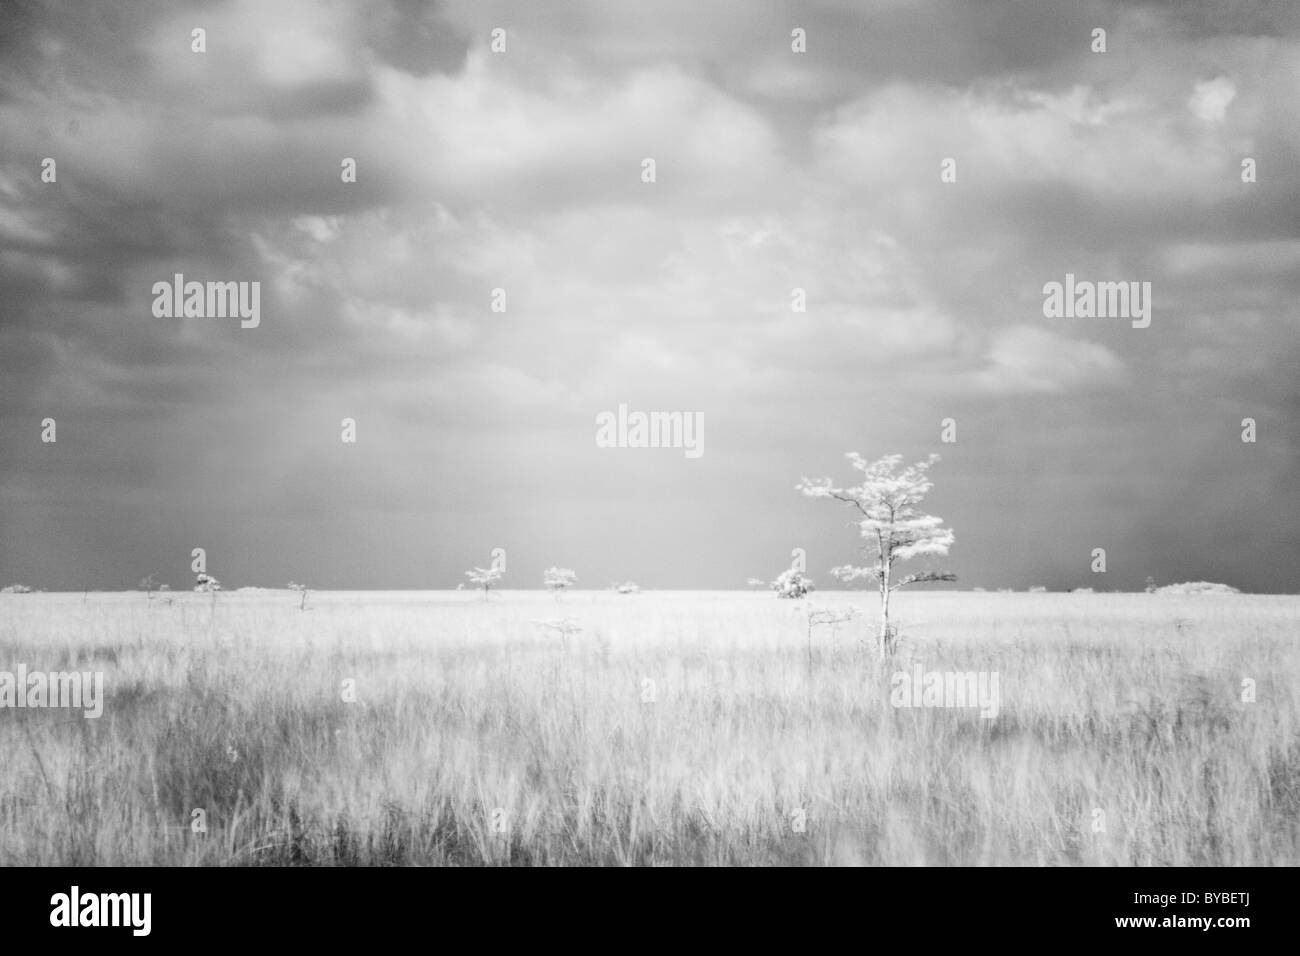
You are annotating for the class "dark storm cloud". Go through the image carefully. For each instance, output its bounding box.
[1132,0,1300,38]
[372,0,471,77]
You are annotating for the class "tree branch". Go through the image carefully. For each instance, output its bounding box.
[890,571,957,591]
[827,491,870,517]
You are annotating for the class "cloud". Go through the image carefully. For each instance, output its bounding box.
[972,325,1127,394]
[0,0,1297,591]
[1188,75,1237,123]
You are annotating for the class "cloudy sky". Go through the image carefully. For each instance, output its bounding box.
[1,0,1297,592]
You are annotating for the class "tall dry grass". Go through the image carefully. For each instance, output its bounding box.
[1,590,1297,865]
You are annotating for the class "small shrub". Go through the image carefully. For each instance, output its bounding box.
[1154,581,1240,595]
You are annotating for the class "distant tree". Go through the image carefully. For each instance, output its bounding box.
[746,578,767,591]
[614,581,639,594]
[543,567,577,597]
[194,572,221,613]
[466,566,503,600]
[287,581,309,611]
[1,584,33,594]
[532,616,582,645]
[798,453,955,655]
[772,567,815,599]
[140,574,160,600]
[194,573,221,593]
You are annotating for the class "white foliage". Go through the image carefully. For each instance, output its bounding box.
[466,567,504,589]
[798,452,954,582]
[773,567,815,599]
[543,567,578,591]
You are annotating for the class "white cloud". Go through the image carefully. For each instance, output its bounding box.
[369,55,785,210]
[1188,76,1237,124]
[972,325,1127,394]
[812,81,1241,204]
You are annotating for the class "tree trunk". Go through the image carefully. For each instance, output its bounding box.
[879,556,892,656]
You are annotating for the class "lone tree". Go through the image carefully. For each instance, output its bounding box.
[772,566,815,599]
[797,453,955,655]
[194,572,221,593]
[543,567,577,596]
[194,572,221,612]
[465,565,503,600]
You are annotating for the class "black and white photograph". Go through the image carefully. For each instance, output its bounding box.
[0,0,1295,936]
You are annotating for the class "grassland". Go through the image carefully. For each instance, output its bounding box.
[1,589,1297,865]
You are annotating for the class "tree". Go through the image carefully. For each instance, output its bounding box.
[543,567,577,596]
[803,605,859,673]
[532,616,582,646]
[288,581,309,610]
[194,572,221,613]
[465,566,503,600]
[772,566,815,599]
[797,453,955,655]
[194,572,221,593]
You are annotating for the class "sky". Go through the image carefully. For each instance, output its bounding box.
[1,0,1298,592]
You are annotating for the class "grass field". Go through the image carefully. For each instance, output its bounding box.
[1,589,1297,866]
